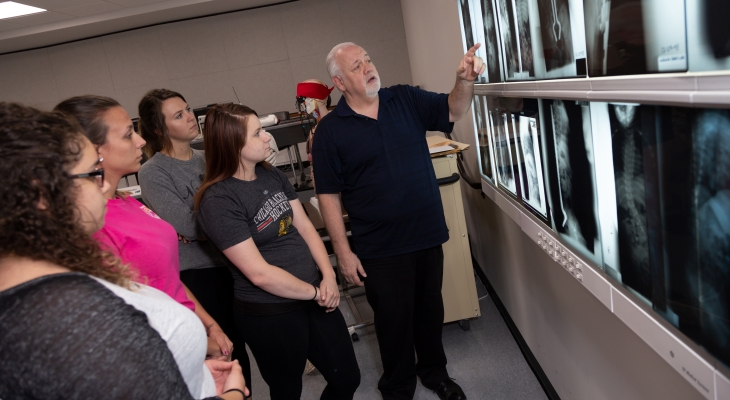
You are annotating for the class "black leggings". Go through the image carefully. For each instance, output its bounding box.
[234,302,361,400]
[180,267,252,393]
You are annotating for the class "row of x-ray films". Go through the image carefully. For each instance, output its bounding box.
[459,0,730,80]
[473,94,730,368]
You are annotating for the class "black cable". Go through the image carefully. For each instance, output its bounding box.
[443,131,482,190]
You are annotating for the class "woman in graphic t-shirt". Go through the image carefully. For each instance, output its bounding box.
[195,104,360,400]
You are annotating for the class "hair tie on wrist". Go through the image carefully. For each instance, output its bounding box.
[224,388,246,399]
[311,284,318,301]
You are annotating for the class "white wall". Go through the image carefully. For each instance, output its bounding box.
[0,0,412,118]
[400,0,705,399]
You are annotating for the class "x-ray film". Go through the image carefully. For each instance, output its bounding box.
[458,0,477,54]
[535,0,587,78]
[480,0,505,82]
[518,115,547,217]
[687,0,730,71]
[583,0,687,77]
[474,95,494,180]
[492,109,518,194]
[689,108,730,368]
[540,99,601,265]
[496,0,536,80]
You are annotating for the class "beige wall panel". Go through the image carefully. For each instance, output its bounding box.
[0,48,59,105]
[288,52,342,105]
[114,80,171,118]
[48,38,116,100]
[364,38,413,88]
[158,17,228,80]
[219,7,288,70]
[102,27,168,91]
[230,60,296,114]
[30,101,63,111]
[169,70,233,110]
[279,0,345,60]
[338,0,407,47]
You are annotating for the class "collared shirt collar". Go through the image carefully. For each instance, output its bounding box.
[335,88,394,117]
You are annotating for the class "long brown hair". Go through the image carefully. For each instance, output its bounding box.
[0,102,132,287]
[137,89,187,159]
[194,103,267,211]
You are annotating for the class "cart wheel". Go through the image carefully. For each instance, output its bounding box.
[458,319,470,331]
[351,332,359,342]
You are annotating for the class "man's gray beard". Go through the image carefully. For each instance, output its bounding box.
[366,78,381,97]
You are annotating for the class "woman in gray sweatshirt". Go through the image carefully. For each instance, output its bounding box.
[137,89,259,397]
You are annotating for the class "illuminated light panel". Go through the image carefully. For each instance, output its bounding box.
[0,1,45,20]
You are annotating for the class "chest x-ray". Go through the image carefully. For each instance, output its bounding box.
[540,99,601,265]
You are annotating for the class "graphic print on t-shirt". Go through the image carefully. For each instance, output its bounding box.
[139,204,161,219]
[278,215,293,236]
[254,191,291,232]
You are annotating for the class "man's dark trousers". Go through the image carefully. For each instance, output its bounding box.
[361,245,449,400]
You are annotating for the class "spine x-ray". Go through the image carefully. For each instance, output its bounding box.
[474,95,494,180]
[583,0,687,76]
[459,0,493,83]
[492,109,518,194]
[690,108,730,368]
[540,99,601,265]
[518,115,547,217]
[496,0,535,80]
[480,0,505,82]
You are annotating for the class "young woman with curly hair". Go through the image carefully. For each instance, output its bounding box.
[0,102,247,400]
[54,95,235,363]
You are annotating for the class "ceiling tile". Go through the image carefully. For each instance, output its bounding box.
[16,0,101,10]
[57,2,123,17]
[4,11,75,26]
[105,0,166,7]
[0,19,26,32]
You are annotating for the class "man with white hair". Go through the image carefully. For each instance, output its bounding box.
[312,42,485,400]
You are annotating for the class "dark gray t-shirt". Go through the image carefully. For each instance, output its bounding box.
[198,165,320,306]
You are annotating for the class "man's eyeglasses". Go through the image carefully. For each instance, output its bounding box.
[69,169,105,188]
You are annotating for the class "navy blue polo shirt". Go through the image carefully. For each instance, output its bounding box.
[312,84,453,259]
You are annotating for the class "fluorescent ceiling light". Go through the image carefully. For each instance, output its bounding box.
[0,1,45,20]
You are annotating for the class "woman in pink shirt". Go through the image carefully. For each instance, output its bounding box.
[55,95,233,362]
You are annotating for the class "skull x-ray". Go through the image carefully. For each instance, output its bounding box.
[540,99,601,264]
[517,115,547,217]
